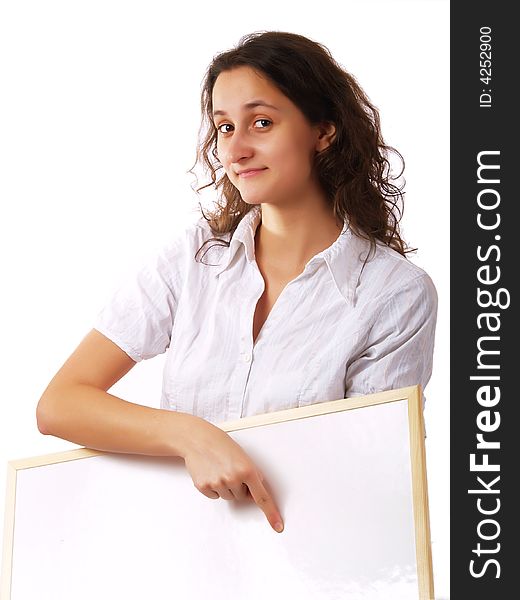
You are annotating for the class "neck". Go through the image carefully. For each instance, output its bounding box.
[254,201,343,274]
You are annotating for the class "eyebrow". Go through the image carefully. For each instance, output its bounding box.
[212,101,281,117]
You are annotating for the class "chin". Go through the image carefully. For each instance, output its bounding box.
[240,195,263,207]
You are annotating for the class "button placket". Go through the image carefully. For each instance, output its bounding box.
[226,271,262,419]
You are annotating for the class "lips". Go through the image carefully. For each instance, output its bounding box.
[237,168,267,178]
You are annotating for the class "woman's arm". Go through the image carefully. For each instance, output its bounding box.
[345,273,438,400]
[36,328,193,456]
[36,329,284,532]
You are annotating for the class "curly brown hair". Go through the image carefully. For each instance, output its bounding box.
[188,30,415,263]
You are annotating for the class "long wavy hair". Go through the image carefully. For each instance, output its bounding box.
[189,30,415,264]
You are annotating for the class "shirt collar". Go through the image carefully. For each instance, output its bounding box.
[213,206,262,277]
[213,205,371,307]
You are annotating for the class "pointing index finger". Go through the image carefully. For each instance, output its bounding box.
[246,472,284,533]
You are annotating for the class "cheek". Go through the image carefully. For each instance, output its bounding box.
[215,140,224,165]
[280,127,315,158]
[216,143,233,176]
[275,139,315,176]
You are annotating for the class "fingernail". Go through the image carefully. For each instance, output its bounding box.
[274,522,284,533]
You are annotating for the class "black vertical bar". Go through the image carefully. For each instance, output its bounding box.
[451,1,516,598]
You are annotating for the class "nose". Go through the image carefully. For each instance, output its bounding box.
[223,128,254,165]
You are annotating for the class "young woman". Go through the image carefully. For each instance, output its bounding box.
[36,31,437,535]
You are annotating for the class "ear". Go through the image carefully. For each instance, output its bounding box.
[315,122,336,152]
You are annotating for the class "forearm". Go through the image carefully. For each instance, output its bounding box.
[36,383,197,458]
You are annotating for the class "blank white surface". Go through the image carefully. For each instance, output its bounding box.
[9,400,420,599]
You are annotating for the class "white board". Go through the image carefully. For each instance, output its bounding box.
[1,386,433,599]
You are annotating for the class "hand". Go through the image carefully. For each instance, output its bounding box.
[182,417,284,533]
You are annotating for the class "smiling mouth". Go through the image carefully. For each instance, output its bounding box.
[238,168,267,178]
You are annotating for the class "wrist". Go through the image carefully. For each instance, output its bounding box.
[159,409,201,460]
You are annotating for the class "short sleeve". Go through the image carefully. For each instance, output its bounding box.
[345,273,438,404]
[93,236,185,363]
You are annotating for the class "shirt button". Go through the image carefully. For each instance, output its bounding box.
[243,353,251,363]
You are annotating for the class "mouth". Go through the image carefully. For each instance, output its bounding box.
[237,168,267,178]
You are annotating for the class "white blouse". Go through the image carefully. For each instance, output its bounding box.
[94,205,438,425]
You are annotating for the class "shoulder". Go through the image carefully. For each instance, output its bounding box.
[147,213,231,277]
[356,238,437,309]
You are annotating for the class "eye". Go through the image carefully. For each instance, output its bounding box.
[254,118,272,129]
[216,123,233,135]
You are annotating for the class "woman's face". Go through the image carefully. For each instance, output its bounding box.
[212,66,332,208]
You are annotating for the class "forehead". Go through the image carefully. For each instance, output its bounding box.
[212,66,289,113]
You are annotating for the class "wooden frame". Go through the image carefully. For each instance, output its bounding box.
[1,385,434,599]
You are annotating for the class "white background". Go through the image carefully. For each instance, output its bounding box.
[0,1,449,597]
